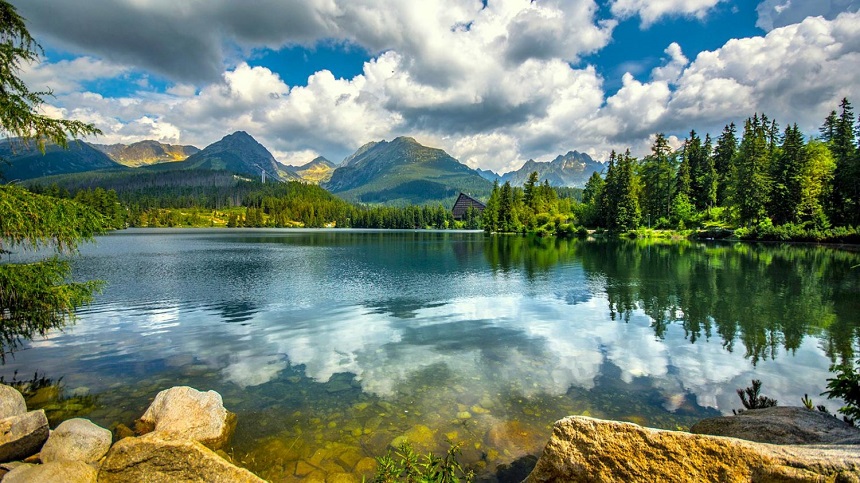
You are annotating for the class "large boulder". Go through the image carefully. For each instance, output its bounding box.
[136,386,236,450]
[0,410,49,462]
[691,406,860,444]
[0,385,26,420]
[40,417,112,463]
[97,432,265,483]
[3,460,96,483]
[524,416,860,483]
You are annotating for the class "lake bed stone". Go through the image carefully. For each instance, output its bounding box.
[40,417,112,463]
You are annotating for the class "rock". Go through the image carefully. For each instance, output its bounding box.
[136,386,236,450]
[98,432,265,483]
[3,460,96,483]
[485,420,546,460]
[40,418,112,463]
[0,410,49,462]
[114,423,135,441]
[0,385,26,420]
[524,416,860,483]
[691,406,860,444]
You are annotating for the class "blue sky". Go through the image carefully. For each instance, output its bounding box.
[14,0,860,173]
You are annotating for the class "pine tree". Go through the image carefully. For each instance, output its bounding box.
[0,1,103,358]
[523,171,539,209]
[769,124,805,225]
[714,123,738,206]
[734,115,772,225]
[820,110,838,143]
[828,98,859,225]
[639,133,675,223]
[482,181,500,233]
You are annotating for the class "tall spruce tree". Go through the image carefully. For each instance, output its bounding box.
[639,133,675,223]
[828,98,859,225]
[0,0,103,359]
[769,124,805,225]
[734,114,773,225]
[713,123,738,206]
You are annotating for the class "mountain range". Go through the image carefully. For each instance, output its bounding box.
[5,131,603,205]
[0,139,124,181]
[480,151,603,188]
[91,140,199,167]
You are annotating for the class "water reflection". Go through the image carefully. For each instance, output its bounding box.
[0,230,857,481]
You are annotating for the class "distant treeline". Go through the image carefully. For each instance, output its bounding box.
[29,172,471,229]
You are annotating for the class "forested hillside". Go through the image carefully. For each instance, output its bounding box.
[483,99,860,243]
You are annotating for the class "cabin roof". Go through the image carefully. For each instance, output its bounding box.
[451,192,485,219]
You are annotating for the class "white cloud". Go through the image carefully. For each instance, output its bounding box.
[611,0,725,27]
[23,4,860,173]
[21,56,127,94]
[756,0,860,31]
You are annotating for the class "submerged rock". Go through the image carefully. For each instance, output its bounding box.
[3,460,96,483]
[98,432,264,483]
[40,417,112,463]
[0,410,49,462]
[691,406,860,444]
[136,386,236,450]
[0,385,26,420]
[524,416,860,483]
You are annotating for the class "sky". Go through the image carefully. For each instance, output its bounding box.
[13,0,860,174]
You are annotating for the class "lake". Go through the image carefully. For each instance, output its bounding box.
[2,229,859,481]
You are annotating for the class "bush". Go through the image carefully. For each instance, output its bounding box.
[823,361,860,422]
[576,226,589,239]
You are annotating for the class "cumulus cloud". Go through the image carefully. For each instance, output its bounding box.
[756,0,860,31]
[611,0,725,27]
[19,1,860,173]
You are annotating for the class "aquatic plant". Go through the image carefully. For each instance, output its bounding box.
[373,441,474,483]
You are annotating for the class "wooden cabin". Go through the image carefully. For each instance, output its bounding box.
[451,193,486,220]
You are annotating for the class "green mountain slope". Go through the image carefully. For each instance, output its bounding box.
[0,139,126,181]
[163,131,298,181]
[90,140,199,167]
[323,137,492,205]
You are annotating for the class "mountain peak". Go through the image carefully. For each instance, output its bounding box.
[501,149,602,188]
[324,137,491,204]
[392,136,419,145]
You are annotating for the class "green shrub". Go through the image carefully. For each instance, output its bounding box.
[373,441,474,483]
[823,361,860,422]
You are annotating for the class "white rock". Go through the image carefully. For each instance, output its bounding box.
[0,385,26,420]
[137,386,235,450]
[40,418,112,463]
